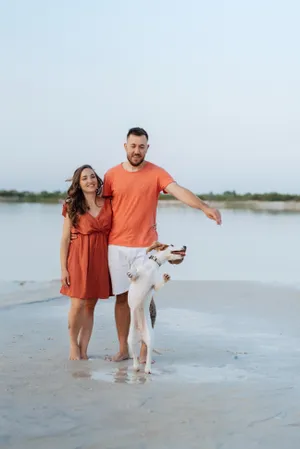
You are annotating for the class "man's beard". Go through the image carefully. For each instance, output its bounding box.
[127,155,145,167]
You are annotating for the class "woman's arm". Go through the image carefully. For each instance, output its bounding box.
[60,215,71,286]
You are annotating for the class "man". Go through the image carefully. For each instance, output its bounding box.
[103,127,221,362]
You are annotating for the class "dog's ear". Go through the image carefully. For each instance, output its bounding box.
[157,244,169,251]
[146,241,162,253]
[146,241,169,253]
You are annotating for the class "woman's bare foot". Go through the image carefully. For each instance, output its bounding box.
[69,344,81,360]
[106,352,129,362]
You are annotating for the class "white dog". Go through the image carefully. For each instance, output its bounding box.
[127,241,187,374]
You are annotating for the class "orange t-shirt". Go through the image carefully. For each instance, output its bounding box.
[103,162,175,247]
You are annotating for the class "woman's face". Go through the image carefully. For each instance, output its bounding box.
[79,168,98,194]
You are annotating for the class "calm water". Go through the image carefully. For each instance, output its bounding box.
[1,203,300,287]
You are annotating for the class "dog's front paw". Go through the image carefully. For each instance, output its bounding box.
[127,270,139,281]
[163,273,171,283]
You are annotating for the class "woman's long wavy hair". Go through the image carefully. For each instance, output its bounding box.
[65,164,103,227]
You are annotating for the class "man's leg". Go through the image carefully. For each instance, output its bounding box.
[107,245,132,361]
[111,291,131,361]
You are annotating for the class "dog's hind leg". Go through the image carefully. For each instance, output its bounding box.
[142,318,154,374]
[128,309,141,371]
[143,338,153,374]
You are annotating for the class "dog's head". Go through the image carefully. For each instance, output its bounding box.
[146,241,187,265]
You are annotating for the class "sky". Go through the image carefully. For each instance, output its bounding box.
[0,0,299,194]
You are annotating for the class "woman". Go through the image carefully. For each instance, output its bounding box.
[60,164,112,360]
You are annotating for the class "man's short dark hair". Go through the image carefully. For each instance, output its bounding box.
[127,127,148,140]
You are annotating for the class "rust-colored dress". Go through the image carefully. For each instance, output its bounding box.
[60,199,112,300]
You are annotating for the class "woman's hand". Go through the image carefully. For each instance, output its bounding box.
[61,269,70,287]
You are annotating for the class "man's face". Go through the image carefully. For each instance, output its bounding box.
[124,134,149,167]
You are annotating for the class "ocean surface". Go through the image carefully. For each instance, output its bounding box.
[1,202,300,293]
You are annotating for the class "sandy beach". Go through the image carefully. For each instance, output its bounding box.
[1,280,300,449]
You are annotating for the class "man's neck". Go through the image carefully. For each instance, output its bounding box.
[122,160,146,172]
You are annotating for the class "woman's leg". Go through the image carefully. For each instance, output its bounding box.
[79,298,98,360]
[68,297,85,360]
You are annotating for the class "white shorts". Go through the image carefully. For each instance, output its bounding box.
[108,245,148,295]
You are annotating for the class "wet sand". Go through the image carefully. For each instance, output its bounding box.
[1,281,300,449]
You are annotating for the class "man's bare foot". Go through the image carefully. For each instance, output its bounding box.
[69,344,81,360]
[105,352,129,362]
[80,352,89,360]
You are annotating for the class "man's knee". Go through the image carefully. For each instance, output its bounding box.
[116,292,128,305]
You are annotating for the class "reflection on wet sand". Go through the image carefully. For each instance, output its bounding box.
[70,360,256,386]
[70,362,153,384]
[108,366,150,384]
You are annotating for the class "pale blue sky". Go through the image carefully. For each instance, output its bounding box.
[1,0,299,193]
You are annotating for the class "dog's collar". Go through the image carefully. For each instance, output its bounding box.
[149,255,162,267]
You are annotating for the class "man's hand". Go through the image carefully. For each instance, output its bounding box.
[204,206,222,225]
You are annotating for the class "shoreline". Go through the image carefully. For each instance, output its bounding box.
[0,280,61,309]
[158,199,300,211]
[2,198,300,211]
[1,279,300,309]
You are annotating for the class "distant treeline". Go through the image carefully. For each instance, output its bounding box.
[160,191,300,202]
[1,189,300,203]
[0,190,65,203]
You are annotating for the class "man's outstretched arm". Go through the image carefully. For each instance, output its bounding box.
[165,182,222,225]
